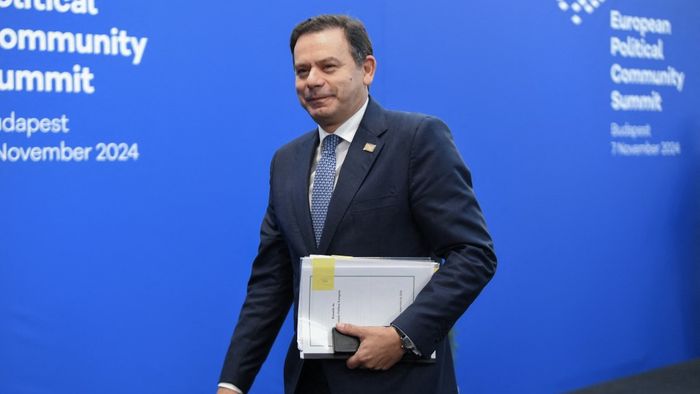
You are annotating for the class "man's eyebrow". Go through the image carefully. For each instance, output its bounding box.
[294,57,342,68]
[318,57,341,63]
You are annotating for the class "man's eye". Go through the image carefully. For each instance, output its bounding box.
[296,69,309,77]
[324,65,337,71]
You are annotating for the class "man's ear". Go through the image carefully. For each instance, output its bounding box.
[362,55,377,86]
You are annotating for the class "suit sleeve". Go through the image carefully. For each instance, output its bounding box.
[219,152,294,392]
[391,116,497,356]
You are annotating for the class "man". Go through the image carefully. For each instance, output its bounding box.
[218,14,496,394]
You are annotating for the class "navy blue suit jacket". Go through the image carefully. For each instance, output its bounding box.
[220,98,497,394]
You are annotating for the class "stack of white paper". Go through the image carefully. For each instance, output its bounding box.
[297,255,438,359]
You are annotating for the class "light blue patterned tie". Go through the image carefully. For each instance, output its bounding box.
[311,134,341,246]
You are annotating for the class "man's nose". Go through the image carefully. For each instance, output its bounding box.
[306,68,324,87]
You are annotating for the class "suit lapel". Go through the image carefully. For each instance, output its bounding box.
[317,99,388,253]
[292,131,319,254]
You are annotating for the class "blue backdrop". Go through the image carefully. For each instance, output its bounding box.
[2,1,699,393]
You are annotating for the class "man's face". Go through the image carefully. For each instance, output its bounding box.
[293,28,376,132]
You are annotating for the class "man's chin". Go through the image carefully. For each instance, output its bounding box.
[308,112,342,131]
[305,106,334,121]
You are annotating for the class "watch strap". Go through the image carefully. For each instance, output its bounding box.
[390,324,422,357]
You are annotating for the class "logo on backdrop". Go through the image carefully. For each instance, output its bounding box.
[608,9,685,157]
[555,1,687,158]
[557,0,607,25]
[0,1,145,163]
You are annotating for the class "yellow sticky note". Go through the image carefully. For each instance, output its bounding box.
[312,257,335,291]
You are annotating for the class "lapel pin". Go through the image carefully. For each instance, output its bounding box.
[363,143,376,153]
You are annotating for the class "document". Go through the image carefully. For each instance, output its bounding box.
[297,255,438,359]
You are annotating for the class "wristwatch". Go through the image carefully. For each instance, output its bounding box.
[391,324,421,356]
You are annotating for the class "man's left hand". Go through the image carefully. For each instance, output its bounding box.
[335,323,404,370]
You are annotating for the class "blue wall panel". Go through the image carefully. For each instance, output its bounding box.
[1,1,699,393]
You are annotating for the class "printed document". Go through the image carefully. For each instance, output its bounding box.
[297,255,437,359]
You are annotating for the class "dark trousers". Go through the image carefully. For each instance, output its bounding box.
[295,360,331,394]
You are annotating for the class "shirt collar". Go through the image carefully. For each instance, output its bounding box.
[317,97,369,144]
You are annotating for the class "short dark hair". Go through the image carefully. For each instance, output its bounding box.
[290,14,373,66]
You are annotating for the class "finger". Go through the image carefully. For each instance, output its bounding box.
[336,322,363,338]
[346,353,361,370]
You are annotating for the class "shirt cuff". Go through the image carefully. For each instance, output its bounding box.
[218,382,244,394]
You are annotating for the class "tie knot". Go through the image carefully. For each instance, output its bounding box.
[322,134,341,154]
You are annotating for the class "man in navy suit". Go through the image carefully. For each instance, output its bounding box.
[218,14,496,394]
